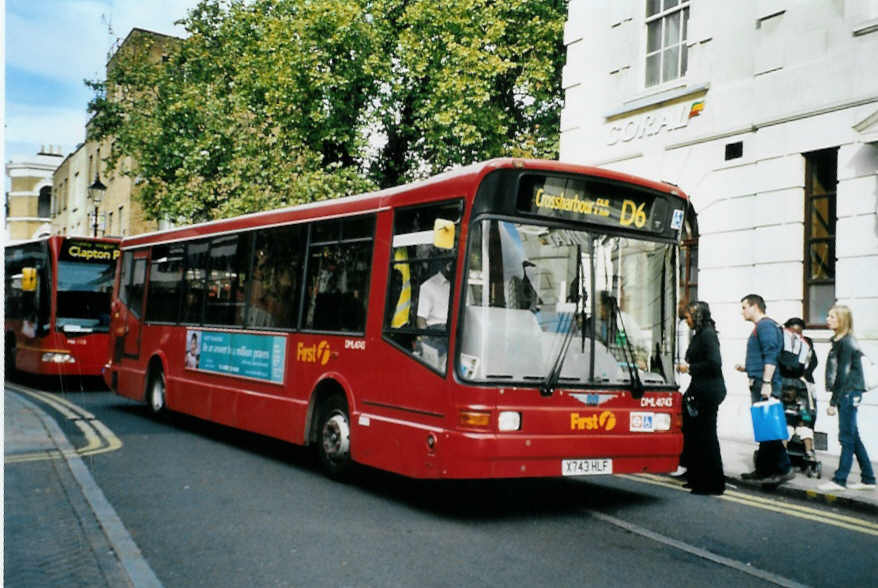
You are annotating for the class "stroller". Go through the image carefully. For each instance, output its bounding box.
[781,377,824,478]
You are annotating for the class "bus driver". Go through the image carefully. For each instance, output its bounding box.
[416,260,452,330]
[415,260,452,370]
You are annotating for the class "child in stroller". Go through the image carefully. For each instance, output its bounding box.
[781,318,822,478]
[782,377,822,477]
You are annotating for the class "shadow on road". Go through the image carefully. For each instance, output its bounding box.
[110,401,660,519]
[10,373,662,520]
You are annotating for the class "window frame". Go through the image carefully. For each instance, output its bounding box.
[246,223,307,331]
[644,0,691,89]
[382,199,464,376]
[145,243,185,324]
[300,214,377,335]
[803,149,838,329]
[203,233,251,328]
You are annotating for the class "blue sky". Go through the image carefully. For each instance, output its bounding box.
[4,0,201,162]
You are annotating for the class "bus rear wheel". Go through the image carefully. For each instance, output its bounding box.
[147,369,166,415]
[317,394,352,479]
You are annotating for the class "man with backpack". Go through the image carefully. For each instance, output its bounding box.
[735,294,795,485]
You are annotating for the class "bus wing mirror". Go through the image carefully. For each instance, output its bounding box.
[21,267,38,292]
[433,219,455,250]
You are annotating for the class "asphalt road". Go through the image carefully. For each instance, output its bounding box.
[15,380,878,587]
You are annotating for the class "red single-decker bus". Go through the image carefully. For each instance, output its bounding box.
[105,159,689,479]
[5,236,120,377]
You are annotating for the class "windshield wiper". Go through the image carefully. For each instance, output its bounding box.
[541,245,585,397]
[607,295,645,399]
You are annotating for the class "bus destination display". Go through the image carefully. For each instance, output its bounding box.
[516,174,676,236]
[59,239,120,263]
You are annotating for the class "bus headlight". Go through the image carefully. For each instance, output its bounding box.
[498,411,521,431]
[41,352,76,364]
[654,413,671,431]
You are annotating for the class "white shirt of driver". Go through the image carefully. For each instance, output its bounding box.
[417,271,450,327]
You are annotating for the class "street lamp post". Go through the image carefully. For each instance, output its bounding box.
[88,175,106,237]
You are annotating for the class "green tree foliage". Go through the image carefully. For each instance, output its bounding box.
[372,0,566,187]
[87,0,567,222]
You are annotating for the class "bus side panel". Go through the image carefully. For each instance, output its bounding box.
[154,326,214,421]
[344,342,456,478]
[116,363,148,403]
[155,325,306,446]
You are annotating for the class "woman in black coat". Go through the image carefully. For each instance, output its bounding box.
[676,301,726,495]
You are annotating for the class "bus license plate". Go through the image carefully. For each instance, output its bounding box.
[562,458,613,476]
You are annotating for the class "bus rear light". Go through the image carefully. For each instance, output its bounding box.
[498,411,521,431]
[459,410,491,428]
[41,352,75,364]
[671,411,683,430]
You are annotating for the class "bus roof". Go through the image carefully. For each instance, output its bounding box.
[120,158,688,248]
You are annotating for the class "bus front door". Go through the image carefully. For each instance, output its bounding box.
[121,253,148,359]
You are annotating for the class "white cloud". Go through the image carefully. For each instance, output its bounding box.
[5,1,201,161]
[5,103,89,155]
[6,1,200,85]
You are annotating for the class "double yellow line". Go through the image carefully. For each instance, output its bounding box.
[622,473,878,537]
[6,387,123,464]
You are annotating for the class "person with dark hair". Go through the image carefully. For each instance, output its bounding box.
[783,317,818,383]
[185,331,200,369]
[736,294,794,485]
[676,301,726,494]
[673,298,692,479]
[782,317,818,461]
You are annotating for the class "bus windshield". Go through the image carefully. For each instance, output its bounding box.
[56,261,115,332]
[458,220,676,387]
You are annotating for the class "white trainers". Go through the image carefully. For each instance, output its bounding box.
[817,481,846,492]
[848,482,877,491]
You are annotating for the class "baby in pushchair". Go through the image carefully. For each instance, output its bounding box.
[782,377,821,477]
[780,317,823,478]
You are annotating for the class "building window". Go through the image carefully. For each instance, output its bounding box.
[38,187,52,218]
[645,0,690,88]
[803,149,837,327]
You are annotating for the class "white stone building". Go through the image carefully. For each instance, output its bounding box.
[560,1,878,457]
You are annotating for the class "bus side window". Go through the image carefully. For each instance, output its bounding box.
[181,241,209,324]
[205,234,251,327]
[129,259,147,319]
[303,215,375,333]
[118,251,133,307]
[145,244,184,323]
[247,225,305,330]
[383,199,462,375]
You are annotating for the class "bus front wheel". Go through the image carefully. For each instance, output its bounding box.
[317,394,351,479]
[147,369,166,415]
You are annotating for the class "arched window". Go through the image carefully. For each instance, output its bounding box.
[38,186,52,218]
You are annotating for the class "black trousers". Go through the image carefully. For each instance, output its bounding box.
[751,382,792,476]
[686,402,725,493]
[756,440,791,477]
